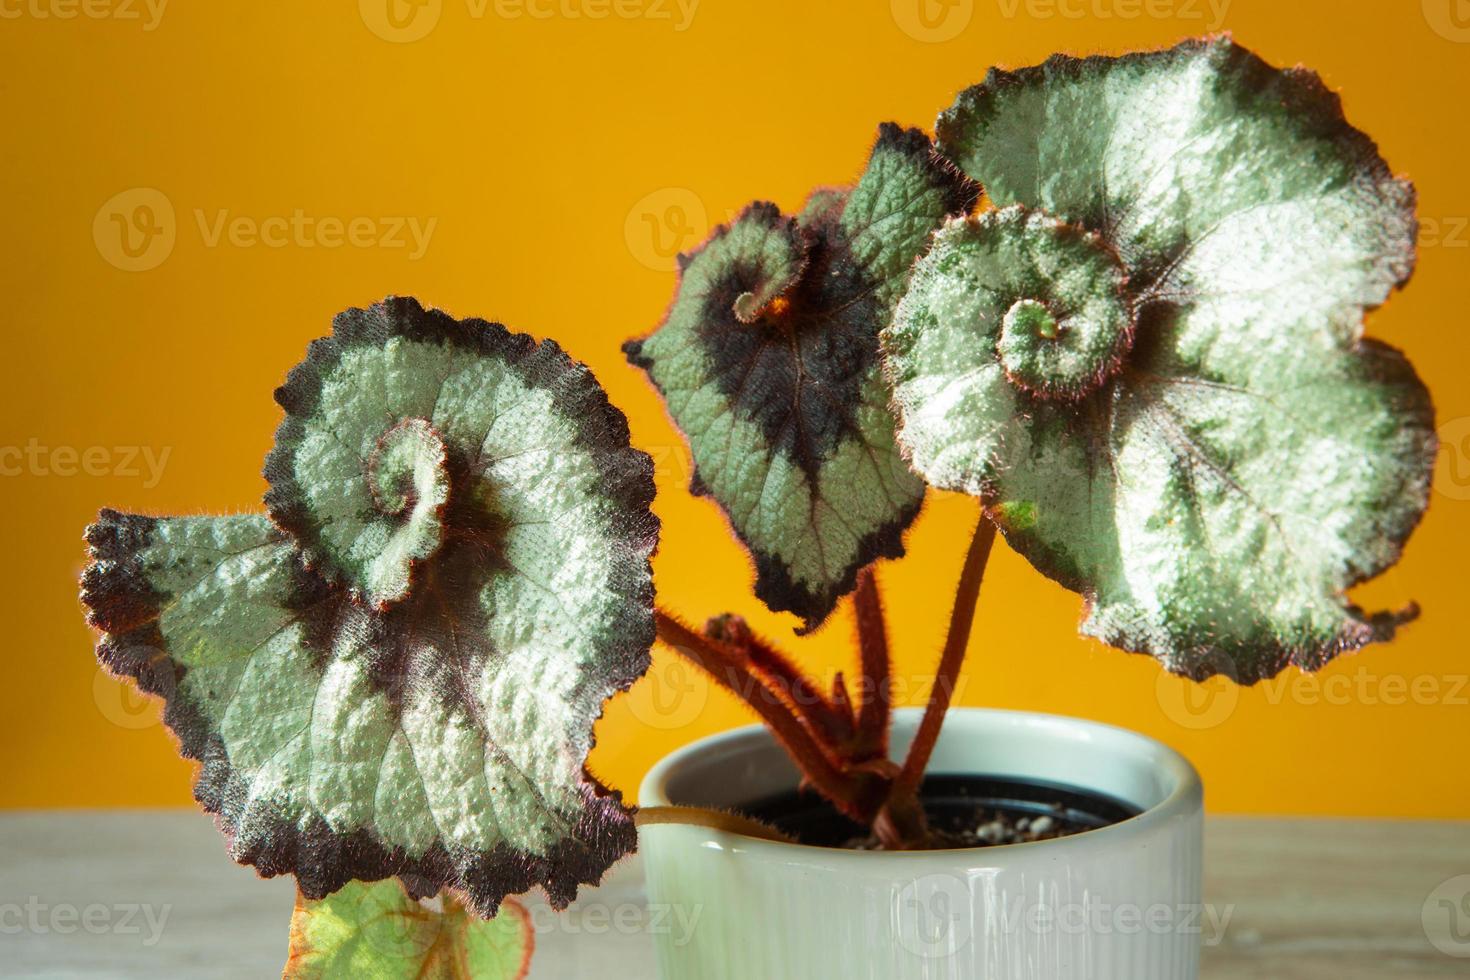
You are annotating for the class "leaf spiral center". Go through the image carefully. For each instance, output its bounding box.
[980,208,1135,401]
[362,417,450,606]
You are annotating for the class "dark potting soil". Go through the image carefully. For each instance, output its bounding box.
[741,774,1142,850]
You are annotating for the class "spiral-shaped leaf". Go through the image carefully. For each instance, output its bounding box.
[886,38,1435,682]
[81,297,658,915]
[626,124,977,630]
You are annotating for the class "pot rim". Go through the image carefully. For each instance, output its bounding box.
[638,706,1203,860]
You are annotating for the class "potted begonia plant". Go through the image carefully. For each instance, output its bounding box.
[81,36,1434,980]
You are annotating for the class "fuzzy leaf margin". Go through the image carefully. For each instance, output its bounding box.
[625,124,978,630]
[81,297,659,915]
[885,38,1436,682]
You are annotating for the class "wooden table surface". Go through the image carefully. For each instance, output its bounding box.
[1,813,1465,978]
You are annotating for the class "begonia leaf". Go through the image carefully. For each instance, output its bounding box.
[82,297,658,915]
[885,39,1435,682]
[626,124,977,630]
[284,880,532,980]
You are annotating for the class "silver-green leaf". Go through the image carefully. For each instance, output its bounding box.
[885,38,1435,682]
[82,298,658,915]
[626,124,977,630]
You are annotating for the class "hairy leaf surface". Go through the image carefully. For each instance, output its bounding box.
[82,297,658,915]
[626,124,977,629]
[285,880,532,979]
[886,38,1434,682]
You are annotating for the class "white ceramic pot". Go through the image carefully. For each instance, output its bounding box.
[638,707,1203,980]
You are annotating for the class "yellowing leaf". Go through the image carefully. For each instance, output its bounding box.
[285,880,532,979]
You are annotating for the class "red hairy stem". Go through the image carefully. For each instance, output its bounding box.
[710,614,855,746]
[881,517,999,844]
[830,671,855,738]
[653,610,875,819]
[851,565,892,760]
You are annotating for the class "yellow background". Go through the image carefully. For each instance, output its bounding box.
[4,0,1467,818]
